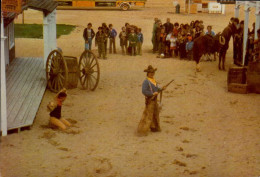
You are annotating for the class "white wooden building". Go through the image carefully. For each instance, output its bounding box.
[1,0,58,136]
[235,1,260,65]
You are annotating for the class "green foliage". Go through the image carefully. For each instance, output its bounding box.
[14,24,76,39]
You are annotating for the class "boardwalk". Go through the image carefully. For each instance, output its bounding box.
[6,57,46,130]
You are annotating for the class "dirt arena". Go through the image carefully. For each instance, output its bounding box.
[0,0,259,176]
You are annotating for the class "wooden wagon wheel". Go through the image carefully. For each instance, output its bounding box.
[79,50,100,91]
[46,50,68,93]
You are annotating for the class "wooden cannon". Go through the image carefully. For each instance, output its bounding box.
[46,50,100,92]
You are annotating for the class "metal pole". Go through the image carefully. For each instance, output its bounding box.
[1,1,8,136]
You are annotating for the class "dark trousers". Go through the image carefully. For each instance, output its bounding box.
[187,50,193,60]
[130,46,136,56]
[104,40,108,55]
[109,38,116,53]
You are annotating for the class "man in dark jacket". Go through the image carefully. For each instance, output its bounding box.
[83,23,95,50]
[163,18,173,34]
[109,24,117,54]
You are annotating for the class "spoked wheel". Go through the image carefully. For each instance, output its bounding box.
[46,50,68,93]
[120,3,130,11]
[79,50,100,91]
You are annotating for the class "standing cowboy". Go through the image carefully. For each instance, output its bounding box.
[137,65,167,136]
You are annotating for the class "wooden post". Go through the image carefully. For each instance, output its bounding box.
[1,8,8,136]
[50,10,57,50]
[242,3,249,66]
[43,13,49,69]
[235,3,240,18]
[221,4,225,15]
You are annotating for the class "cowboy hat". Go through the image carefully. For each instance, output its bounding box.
[144,65,157,73]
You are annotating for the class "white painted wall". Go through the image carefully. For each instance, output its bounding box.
[1,8,8,136]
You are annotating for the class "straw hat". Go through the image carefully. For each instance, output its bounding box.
[144,65,157,73]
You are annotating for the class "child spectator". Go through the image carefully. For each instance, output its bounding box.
[102,23,110,55]
[178,34,187,59]
[83,23,95,50]
[128,29,138,56]
[167,32,178,57]
[186,34,194,60]
[119,27,128,55]
[108,24,117,54]
[48,89,71,130]
[95,27,107,59]
[137,28,144,55]
[173,23,179,36]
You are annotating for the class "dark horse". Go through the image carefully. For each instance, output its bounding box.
[218,23,237,70]
[193,34,222,71]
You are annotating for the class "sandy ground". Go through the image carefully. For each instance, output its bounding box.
[1,1,260,176]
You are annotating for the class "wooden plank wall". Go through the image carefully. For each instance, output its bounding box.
[6,57,46,130]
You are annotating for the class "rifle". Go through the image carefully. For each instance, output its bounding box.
[158,79,174,111]
[147,79,174,102]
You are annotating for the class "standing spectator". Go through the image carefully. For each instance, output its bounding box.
[253,29,260,61]
[190,21,195,29]
[232,18,240,64]
[173,23,179,36]
[163,18,173,34]
[205,25,215,36]
[137,28,144,56]
[128,29,138,56]
[234,20,244,65]
[108,24,117,54]
[178,34,187,59]
[245,33,255,65]
[194,26,202,39]
[167,32,178,57]
[83,23,95,50]
[102,23,110,56]
[95,27,107,59]
[186,34,194,60]
[119,27,128,55]
[152,18,159,53]
[250,22,255,35]
[157,27,167,58]
[125,23,131,35]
